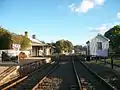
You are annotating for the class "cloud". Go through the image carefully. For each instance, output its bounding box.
[68,3,76,12]
[77,0,94,13]
[95,0,105,5]
[89,24,108,34]
[68,0,105,13]
[89,22,120,34]
[117,12,120,19]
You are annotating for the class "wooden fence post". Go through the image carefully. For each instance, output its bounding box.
[111,55,113,69]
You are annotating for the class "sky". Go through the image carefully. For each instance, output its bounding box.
[0,0,120,45]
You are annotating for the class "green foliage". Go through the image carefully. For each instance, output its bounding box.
[12,35,22,44]
[55,39,73,53]
[0,29,31,50]
[12,34,31,50]
[74,45,87,53]
[20,36,31,50]
[104,25,120,53]
[0,27,12,49]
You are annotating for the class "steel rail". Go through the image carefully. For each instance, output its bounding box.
[0,66,17,86]
[72,60,82,90]
[0,66,16,81]
[0,63,51,90]
[79,60,117,90]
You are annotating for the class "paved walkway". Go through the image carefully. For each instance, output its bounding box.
[0,57,51,66]
[0,62,18,66]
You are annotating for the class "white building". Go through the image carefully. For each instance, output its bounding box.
[86,34,110,57]
[29,35,53,57]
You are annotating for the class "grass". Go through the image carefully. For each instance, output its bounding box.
[107,59,120,65]
[86,58,120,65]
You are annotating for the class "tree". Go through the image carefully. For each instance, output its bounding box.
[12,32,31,50]
[66,40,73,52]
[74,45,83,53]
[74,45,87,54]
[0,27,12,49]
[0,28,31,50]
[55,40,73,53]
[104,25,120,54]
[20,36,31,50]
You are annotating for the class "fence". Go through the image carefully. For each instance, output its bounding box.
[0,50,30,62]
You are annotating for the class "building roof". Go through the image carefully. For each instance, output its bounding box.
[29,37,42,43]
[86,33,110,44]
[97,33,110,41]
[12,32,50,47]
[86,41,90,44]
[29,37,47,46]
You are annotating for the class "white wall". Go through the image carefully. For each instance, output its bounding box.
[39,50,44,56]
[0,50,30,61]
[89,35,109,57]
[45,48,51,55]
[0,50,18,62]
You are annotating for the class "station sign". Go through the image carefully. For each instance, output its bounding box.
[12,44,21,50]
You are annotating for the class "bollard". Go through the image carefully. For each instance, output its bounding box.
[104,57,106,65]
[95,57,97,63]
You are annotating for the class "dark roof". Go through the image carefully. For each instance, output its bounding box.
[86,41,90,44]
[97,33,110,41]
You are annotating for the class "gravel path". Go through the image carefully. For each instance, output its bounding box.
[50,60,78,90]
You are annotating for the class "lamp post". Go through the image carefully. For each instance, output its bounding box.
[17,44,20,64]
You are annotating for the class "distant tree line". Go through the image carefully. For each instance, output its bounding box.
[48,39,73,54]
[55,40,73,53]
[74,45,87,54]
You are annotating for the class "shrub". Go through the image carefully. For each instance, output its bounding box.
[19,52,27,59]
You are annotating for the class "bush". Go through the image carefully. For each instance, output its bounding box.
[19,52,27,59]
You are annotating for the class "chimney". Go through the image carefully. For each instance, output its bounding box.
[32,35,36,39]
[25,31,28,37]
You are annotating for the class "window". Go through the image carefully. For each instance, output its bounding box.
[97,42,102,50]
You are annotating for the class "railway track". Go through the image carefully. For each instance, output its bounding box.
[0,66,16,81]
[0,66,17,86]
[86,61,120,90]
[0,60,78,90]
[0,62,56,90]
[32,60,79,90]
[0,55,118,90]
[72,60,82,90]
[73,59,117,90]
[32,62,59,90]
